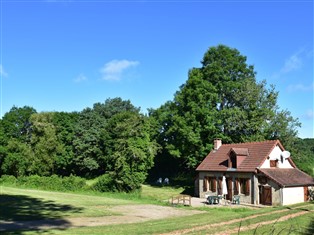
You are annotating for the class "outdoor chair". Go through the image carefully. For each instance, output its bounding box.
[232,195,240,204]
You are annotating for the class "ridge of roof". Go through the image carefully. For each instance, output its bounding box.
[220,139,279,147]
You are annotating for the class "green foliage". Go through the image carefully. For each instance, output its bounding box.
[29,112,63,176]
[291,138,314,177]
[0,175,87,191]
[1,139,34,177]
[151,44,300,173]
[92,174,116,192]
[0,106,36,144]
[0,175,17,185]
[0,46,307,190]
[52,111,79,176]
[102,111,159,192]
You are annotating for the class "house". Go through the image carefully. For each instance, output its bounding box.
[196,139,314,206]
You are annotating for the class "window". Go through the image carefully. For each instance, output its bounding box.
[203,177,217,192]
[229,152,237,168]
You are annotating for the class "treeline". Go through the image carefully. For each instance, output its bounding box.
[0,99,158,192]
[0,45,313,192]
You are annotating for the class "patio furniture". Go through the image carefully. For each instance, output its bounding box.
[207,195,222,205]
[232,195,240,204]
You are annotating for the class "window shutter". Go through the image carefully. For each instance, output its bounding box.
[212,178,217,192]
[234,178,239,195]
[245,179,250,196]
[270,160,277,167]
[203,177,208,192]
[218,178,222,195]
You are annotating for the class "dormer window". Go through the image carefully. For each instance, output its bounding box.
[230,152,237,168]
[228,148,249,168]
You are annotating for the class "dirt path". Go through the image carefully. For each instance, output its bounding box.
[0,204,203,232]
[159,206,312,235]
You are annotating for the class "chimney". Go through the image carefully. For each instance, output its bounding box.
[214,139,222,150]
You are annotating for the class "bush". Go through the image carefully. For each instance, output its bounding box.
[0,175,17,185]
[0,175,87,192]
[92,174,117,192]
[62,175,86,191]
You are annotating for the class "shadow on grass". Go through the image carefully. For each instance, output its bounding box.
[0,194,83,234]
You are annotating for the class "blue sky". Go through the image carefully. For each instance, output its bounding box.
[0,0,313,138]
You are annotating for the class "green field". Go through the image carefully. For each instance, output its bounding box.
[1,186,313,235]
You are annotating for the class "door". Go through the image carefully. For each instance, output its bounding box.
[260,186,272,205]
[304,187,309,202]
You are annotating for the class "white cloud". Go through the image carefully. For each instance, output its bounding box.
[303,109,314,120]
[0,64,8,77]
[280,53,302,73]
[272,49,308,79]
[74,73,87,83]
[100,59,139,81]
[287,82,314,92]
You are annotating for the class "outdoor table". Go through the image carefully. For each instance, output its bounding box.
[207,195,222,204]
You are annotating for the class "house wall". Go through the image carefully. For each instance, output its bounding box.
[269,180,281,206]
[198,171,254,204]
[260,145,293,169]
[282,187,305,205]
[257,175,281,205]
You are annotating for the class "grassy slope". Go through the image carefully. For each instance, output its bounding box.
[0,185,185,219]
[1,186,313,235]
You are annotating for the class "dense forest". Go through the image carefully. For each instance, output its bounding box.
[0,45,313,192]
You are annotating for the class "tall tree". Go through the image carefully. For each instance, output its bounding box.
[102,111,159,191]
[0,106,36,175]
[29,112,63,176]
[151,45,300,173]
[72,97,141,177]
[0,106,36,145]
[52,111,79,176]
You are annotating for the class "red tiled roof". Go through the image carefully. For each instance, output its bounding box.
[258,168,314,187]
[196,140,284,172]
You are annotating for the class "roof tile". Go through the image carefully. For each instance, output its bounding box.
[196,140,281,172]
[258,168,314,187]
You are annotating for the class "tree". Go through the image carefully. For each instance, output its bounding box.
[151,45,300,173]
[72,108,105,176]
[1,139,34,177]
[52,111,79,176]
[291,138,314,177]
[101,111,159,192]
[72,97,141,177]
[0,106,36,175]
[29,112,63,176]
[0,106,36,145]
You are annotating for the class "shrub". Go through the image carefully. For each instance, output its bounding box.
[62,175,86,191]
[0,175,87,192]
[92,174,117,192]
[0,175,17,185]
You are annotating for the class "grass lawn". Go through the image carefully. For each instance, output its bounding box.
[235,212,314,235]
[1,185,313,235]
[0,185,186,220]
